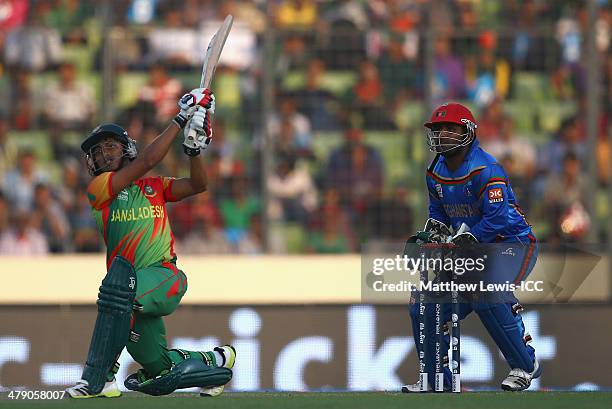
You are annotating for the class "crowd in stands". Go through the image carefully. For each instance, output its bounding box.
[0,0,610,255]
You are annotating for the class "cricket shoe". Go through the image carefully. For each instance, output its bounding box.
[65,378,121,398]
[401,381,454,393]
[200,345,236,397]
[401,381,426,393]
[501,358,542,391]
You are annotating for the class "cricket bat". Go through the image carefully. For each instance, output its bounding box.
[187,14,234,143]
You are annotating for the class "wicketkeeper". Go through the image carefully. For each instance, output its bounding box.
[66,88,236,398]
[402,103,541,392]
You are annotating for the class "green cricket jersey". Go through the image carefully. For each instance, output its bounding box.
[87,172,179,270]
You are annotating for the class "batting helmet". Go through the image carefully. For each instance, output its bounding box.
[424,103,478,153]
[82,123,137,176]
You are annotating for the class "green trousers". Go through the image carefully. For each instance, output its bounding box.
[125,261,211,377]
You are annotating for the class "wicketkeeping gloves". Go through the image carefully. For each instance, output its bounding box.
[447,223,479,246]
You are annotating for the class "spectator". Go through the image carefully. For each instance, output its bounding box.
[539,116,587,175]
[551,63,587,100]
[32,182,71,253]
[466,31,511,107]
[0,115,17,187]
[43,62,96,131]
[4,0,62,72]
[236,213,264,254]
[268,95,313,157]
[179,221,232,254]
[0,191,9,235]
[0,0,28,33]
[275,33,311,78]
[433,35,466,101]
[543,152,589,242]
[364,184,413,241]
[306,201,350,254]
[178,202,231,254]
[45,0,93,44]
[171,191,223,241]
[275,0,317,30]
[324,0,368,31]
[140,126,178,177]
[56,158,83,215]
[147,4,198,68]
[390,2,423,42]
[456,0,479,29]
[477,98,505,143]
[349,60,396,129]
[3,150,47,210]
[70,187,100,252]
[507,0,551,71]
[138,63,183,125]
[267,154,317,223]
[293,59,340,131]
[482,115,536,179]
[219,176,261,247]
[321,0,367,69]
[231,0,267,34]
[597,130,610,186]
[0,207,49,255]
[9,70,37,130]
[326,128,384,216]
[377,34,418,108]
[202,151,242,202]
[206,118,236,169]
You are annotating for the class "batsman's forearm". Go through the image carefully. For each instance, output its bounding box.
[188,155,208,192]
[141,123,181,169]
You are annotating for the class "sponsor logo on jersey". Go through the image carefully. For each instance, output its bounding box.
[488,187,504,203]
[443,202,481,218]
[144,185,157,198]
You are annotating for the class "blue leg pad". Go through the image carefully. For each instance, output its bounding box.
[473,302,534,372]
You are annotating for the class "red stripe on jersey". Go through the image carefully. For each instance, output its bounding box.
[478,178,507,197]
[101,206,111,243]
[123,228,147,264]
[427,166,486,185]
[107,232,134,270]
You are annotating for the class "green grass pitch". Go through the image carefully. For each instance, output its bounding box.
[1,392,611,409]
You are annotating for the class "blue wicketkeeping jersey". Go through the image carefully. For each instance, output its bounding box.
[426,140,535,244]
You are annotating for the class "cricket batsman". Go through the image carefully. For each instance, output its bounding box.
[66,88,236,398]
[402,102,541,392]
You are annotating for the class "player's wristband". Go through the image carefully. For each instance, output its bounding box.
[183,144,201,157]
[173,114,189,129]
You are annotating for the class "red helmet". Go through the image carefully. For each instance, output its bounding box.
[424,103,478,153]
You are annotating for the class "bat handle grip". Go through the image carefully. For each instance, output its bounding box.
[185,105,202,142]
[186,127,197,143]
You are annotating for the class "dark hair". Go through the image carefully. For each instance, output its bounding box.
[564,151,579,162]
